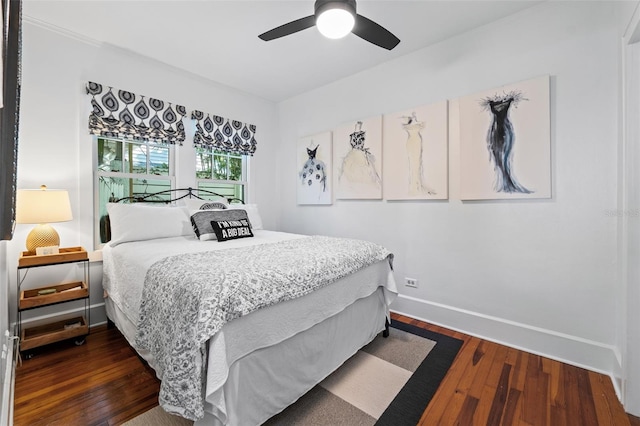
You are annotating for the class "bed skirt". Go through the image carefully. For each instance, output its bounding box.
[105,286,388,426]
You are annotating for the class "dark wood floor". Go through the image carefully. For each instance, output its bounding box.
[13,313,640,425]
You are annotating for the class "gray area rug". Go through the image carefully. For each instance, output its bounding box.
[123,321,462,426]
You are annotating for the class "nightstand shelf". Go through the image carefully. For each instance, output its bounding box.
[18,246,88,267]
[17,247,90,355]
[20,316,88,351]
[20,281,88,310]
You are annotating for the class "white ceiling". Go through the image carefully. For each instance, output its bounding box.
[23,0,541,102]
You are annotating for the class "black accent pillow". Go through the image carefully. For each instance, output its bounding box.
[191,208,250,241]
[191,210,223,240]
[209,210,254,241]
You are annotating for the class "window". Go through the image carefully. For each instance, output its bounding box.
[95,136,174,244]
[195,147,247,202]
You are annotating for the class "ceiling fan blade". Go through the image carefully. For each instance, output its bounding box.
[352,14,400,50]
[259,15,316,41]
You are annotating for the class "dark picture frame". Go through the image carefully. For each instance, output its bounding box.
[0,0,21,241]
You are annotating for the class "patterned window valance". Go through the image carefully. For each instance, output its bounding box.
[191,110,257,156]
[86,81,187,145]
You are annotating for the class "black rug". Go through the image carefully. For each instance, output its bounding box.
[376,320,463,425]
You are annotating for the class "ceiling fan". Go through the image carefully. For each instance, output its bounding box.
[258,0,400,50]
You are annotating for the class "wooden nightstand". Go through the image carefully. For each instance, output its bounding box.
[17,247,90,356]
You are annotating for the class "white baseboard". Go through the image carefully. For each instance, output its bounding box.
[391,294,624,400]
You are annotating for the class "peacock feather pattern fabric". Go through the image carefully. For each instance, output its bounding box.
[86,81,187,145]
[191,110,257,156]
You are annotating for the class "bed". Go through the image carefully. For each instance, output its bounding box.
[101,191,397,426]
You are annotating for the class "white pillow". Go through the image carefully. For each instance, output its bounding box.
[107,203,192,246]
[228,204,263,230]
[183,198,228,211]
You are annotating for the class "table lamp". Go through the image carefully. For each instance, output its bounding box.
[16,185,73,253]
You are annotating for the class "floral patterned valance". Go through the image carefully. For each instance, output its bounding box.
[191,110,257,156]
[86,81,187,145]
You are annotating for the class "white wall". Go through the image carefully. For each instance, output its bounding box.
[6,19,279,326]
[622,4,640,414]
[0,240,8,366]
[0,242,7,341]
[0,241,10,425]
[277,1,628,391]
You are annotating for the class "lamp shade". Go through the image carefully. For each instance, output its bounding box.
[16,185,73,224]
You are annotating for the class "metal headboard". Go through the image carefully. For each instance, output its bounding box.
[100,187,243,244]
[112,187,244,205]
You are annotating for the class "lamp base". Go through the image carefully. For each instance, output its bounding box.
[26,224,60,254]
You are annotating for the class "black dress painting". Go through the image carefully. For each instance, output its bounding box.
[480,91,532,194]
[460,76,551,200]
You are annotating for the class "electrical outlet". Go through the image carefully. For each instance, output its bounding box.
[405,277,418,288]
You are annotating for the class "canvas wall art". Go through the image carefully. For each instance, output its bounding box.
[334,116,383,200]
[297,131,332,205]
[383,101,448,200]
[459,75,551,200]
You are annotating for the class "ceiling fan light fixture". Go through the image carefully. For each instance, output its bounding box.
[315,1,356,39]
[259,0,399,50]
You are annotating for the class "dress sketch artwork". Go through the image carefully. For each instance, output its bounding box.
[382,101,448,200]
[335,118,383,199]
[339,121,381,186]
[300,144,327,195]
[459,75,551,200]
[480,91,532,194]
[297,132,332,205]
[402,112,436,195]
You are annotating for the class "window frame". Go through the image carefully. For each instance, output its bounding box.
[93,136,176,247]
[195,148,248,202]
